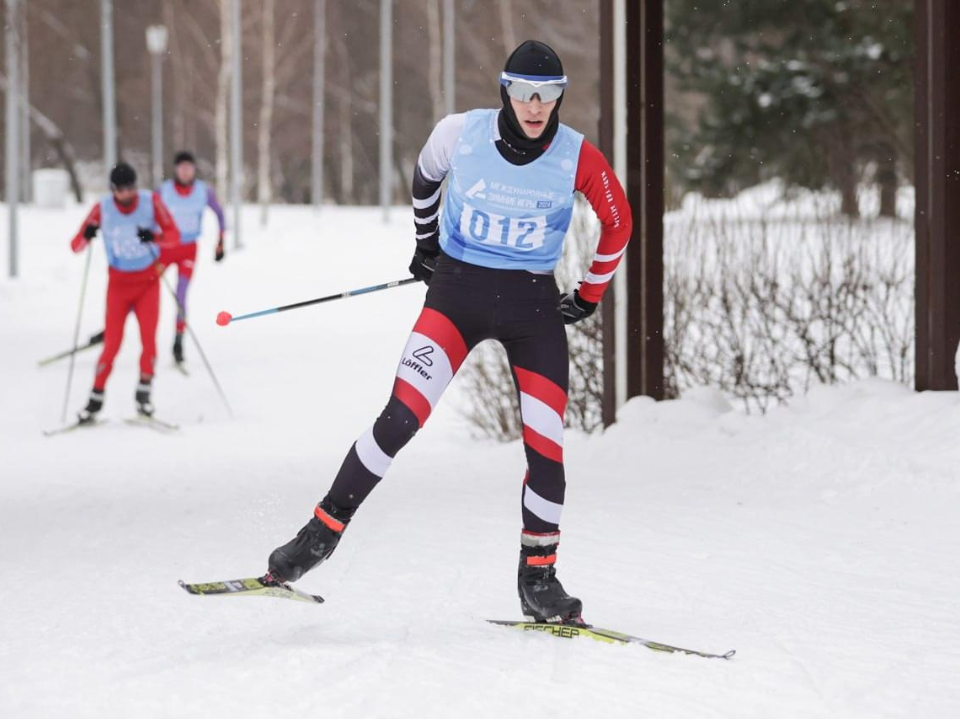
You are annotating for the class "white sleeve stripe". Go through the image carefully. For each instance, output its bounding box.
[414,211,440,225]
[593,246,627,262]
[584,270,616,285]
[416,231,436,240]
[412,186,443,209]
[414,208,440,220]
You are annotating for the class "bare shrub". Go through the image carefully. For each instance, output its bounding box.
[665,197,914,413]
[461,190,915,436]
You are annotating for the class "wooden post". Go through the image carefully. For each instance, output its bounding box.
[598,0,618,427]
[915,0,960,391]
[625,0,664,399]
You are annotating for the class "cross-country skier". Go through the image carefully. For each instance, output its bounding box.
[267,41,632,623]
[70,162,181,422]
[158,151,227,367]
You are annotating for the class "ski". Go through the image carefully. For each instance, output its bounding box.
[172,361,190,377]
[177,581,732,656]
[179,575,324,604]
[124,415,180,433]
[487,620,736,660]
[43,418,108,437]
[38,331,105,367]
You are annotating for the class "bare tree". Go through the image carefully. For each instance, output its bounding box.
[498,0,517,55]
[163,1,186,153]
[258,0,276,224]
[215,0,231,199]
[0,70,83,201]
[15,0,602,204]
[334,25,354,202]
[19,1,31,201]
[425,0,444,124]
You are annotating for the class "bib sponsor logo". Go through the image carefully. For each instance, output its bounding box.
[465,179,487,199]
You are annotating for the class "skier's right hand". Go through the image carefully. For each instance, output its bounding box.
[83,224,99,240]
[559,289,598,325]
[409,246,439,285]
[137,227,156,244]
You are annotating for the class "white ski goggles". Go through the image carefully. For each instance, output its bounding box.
[499,72,567,103]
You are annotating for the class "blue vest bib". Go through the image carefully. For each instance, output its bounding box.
[439,109,583,271]
[160,179,207,243]
[100,191,158,272]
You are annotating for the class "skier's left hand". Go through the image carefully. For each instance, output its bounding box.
[409,247,439,285]
[559,290,598,325]
[137,227,156,244]
[215,234,226,262]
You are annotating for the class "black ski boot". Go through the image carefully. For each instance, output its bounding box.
[135,378,154,417]
[173,333,184,365]
[267,498,355,583]
[78,389,104,425]
[517,531,583,624]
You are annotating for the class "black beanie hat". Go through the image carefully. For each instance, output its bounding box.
[174,150,196,166]
[109,162,137,189]
[503,39,565,78]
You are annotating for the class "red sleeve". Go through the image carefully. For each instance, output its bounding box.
[152,192,181,247]
[573,140,633,304]
[70,204,102,253]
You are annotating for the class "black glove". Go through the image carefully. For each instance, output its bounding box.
[559,289,598,325]
[83,224,99,240]
[137,227,155,244]
[409,246,439,285]
[215,236,226,263]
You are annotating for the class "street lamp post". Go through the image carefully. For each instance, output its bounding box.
[379,0,392,222]
[146,25,168,188]
[6,0,20,278]
[230,0,243,250]
[101,0,116,171]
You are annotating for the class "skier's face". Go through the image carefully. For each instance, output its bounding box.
[112,185,137,206]
[175,162,197,185]
[510,96,557,139]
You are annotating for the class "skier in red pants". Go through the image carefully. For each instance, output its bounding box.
[158,150,227,368]
[70,162,180,422]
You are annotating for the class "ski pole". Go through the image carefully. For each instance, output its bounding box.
[149,259,235,418]
[215,277,420,326]
[38,330,105,367]
[60,244,94,423]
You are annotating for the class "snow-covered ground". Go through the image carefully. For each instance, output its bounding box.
[1,202,959,717]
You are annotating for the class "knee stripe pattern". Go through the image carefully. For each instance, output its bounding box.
[392,378,434,428]
[392,308,468,427]
[514,366,567,463]
[414,308,469,367]
[523,483,564,525]
[519,393,564,450]
[354,425,393,477]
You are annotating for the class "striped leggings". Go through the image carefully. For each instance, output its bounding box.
[324,253,569,533]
